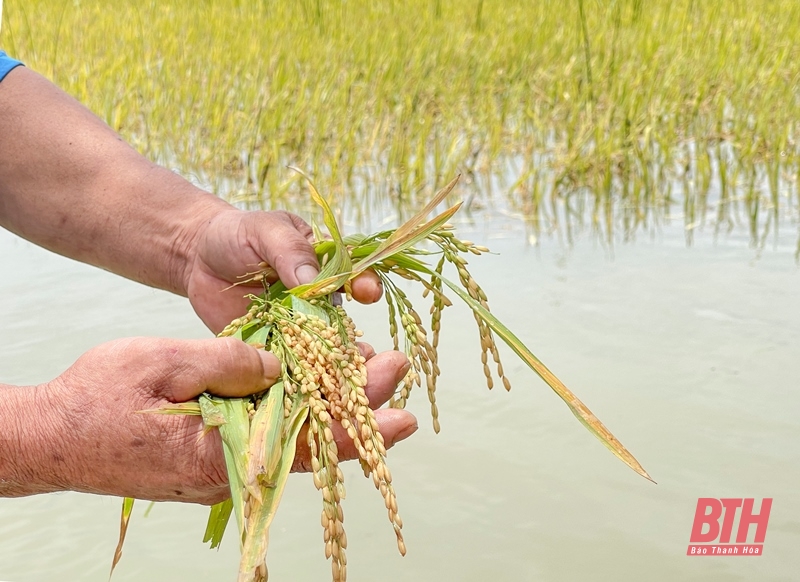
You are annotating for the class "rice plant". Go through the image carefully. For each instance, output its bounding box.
[3,0,798,248]
[112,175,651,581]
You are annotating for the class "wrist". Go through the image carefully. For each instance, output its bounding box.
[168,188,235,297]
[0,382,71,497]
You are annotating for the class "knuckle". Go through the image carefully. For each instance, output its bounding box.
[215,337,259,373]
[215,335,247,356]
[271,236,316,268]
[268,209,293,223]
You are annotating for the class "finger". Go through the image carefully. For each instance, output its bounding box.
[349,270,383,304]
[293,408,418,472]
[362,351,410,409]
[164,337,281,402]
[243,211,319,289]
[356,341,376,361]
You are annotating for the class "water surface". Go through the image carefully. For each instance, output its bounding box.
[1,201,798,581]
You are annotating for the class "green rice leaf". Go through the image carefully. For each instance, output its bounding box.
[290,295,331,323]
[201,395,252,545]
[287,167,357,300]
[290,200,461,300]
[143,501,156,518]
[311,220,325,243]
[239,319,264,342]
[203,499,234,549]
[342,233,368,246]
[289,271,352,299]
[244,324,272,347]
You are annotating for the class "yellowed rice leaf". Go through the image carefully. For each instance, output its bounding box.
[239,403,309,581]
[387,175,460,242]
[436,272,654,483]
[109,497,135,579]
[352,202,462,275]
[246,381,285,502]
[288,166,344,246]
[139,401,202,415]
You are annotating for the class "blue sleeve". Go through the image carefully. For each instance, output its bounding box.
[0,50,24,83]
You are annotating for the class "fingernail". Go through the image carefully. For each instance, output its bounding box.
[395,360,412,384]
[295,264,319,285]
[392,420,418,445]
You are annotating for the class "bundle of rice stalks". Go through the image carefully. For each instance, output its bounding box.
[111,174,651,582]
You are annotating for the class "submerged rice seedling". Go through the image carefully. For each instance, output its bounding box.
[112,175,651,581]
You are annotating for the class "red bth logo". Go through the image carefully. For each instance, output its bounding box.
[687,498,772,556]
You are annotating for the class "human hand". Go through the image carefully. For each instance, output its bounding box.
[183,209,382,334]
[23,337,414,504]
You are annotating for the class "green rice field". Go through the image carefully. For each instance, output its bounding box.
[2,0,799,245]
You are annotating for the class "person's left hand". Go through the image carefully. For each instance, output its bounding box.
[184,209,381,333]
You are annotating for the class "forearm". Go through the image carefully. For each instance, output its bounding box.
[0,66,231,295]
[0,382,66,497]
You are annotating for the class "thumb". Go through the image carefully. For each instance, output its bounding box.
[164,337,281,402]
[244,211,319,288]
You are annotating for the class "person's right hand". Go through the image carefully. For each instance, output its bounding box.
[20,337,415,504]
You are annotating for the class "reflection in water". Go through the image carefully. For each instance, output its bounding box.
[226,149,799,262]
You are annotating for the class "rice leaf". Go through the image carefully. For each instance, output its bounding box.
[286,168,356,298]
[246,381,285,502]
[311,220,325,243]
[385,175,460,243]
[199,397,227,427]
[432,271,654,483]
[290,295,331,323]
[138,401,202,415]
[244,324,272,347]
[239,319,265,342]
[204,499,234,549]
[239,403,309,581]
[290,202,461,300]
[110,497,135,578]
[289,271,352,299]
[342,233,368,246]
[288,166,344,247]
[351,202,462,275]
[201,395,252,544]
